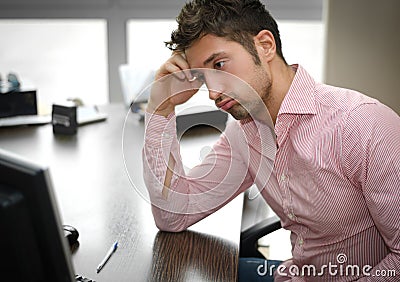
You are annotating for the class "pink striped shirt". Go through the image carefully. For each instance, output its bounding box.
[143,65,400,281]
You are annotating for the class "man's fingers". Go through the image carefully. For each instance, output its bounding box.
[170,53,195,81]
[157,52,197,82]
[164,62,186,80]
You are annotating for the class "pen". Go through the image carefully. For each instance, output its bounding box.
[96,241,118,273]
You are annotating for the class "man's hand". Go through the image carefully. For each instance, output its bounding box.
[147,52,202,117]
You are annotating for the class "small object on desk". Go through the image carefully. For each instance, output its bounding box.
[96,241,118,273]
[52,102,107,135]
[7,72,21,90]
[0,72,21,94]
[0,89,37,118]
[77,105,107,125]
[52,102,78,135]
[75,274,96,282]
[63,224,79,247]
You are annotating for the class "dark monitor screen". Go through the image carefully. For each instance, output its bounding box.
[0,149,75,282]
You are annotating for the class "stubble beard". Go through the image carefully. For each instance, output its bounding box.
[228,66,272,121]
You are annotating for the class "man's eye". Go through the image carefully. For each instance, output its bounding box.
[214,61,225,69]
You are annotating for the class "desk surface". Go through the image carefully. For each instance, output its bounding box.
[0,104,243,282]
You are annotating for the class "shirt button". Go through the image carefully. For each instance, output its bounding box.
[288,213,295,220]
[280,174,287,182]
[162,132,171,139]
[298,239,304,246]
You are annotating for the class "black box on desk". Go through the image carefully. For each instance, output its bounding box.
[176,110,228,135]
[52,103,77,135]
[0,90,37,118]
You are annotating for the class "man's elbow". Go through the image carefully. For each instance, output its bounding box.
[154,220,187,233]
[152,206,189,232]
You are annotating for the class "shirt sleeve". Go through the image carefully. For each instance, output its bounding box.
[342,102,400,281]
[142,112,254,232]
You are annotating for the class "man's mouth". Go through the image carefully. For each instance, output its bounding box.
[216,98,238,111]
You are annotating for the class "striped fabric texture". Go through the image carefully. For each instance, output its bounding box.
[143,65,400,281]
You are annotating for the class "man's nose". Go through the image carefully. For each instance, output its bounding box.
[201,70,224,101]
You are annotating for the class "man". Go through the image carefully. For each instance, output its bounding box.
[142,0,400,280]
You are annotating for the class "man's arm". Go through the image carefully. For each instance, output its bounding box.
[145,52,201,193]
[143,52,257,231]
[342,102,400,281]
[143,113,254,232]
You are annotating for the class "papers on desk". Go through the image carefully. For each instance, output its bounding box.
[0,106,107,127]
[0,114,51,127]
[76,106,108,125]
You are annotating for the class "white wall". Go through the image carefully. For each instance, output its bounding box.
[324,0,400,114]
[0,0,323,104]
[127,19,325,81]
[0,20,108,108]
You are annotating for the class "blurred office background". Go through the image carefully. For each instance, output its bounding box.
[1,0,399,112]
[0,0,325,109]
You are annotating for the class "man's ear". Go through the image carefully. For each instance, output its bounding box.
[254,30,276,62]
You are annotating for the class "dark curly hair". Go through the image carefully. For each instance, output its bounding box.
[165,0,286,65]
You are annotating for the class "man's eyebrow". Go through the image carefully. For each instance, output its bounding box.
[203,52,224,66]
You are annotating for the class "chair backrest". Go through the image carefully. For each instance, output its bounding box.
[240,215,282,258]
[118,64,155,106]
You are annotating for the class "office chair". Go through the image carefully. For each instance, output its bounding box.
[239,215,282,258]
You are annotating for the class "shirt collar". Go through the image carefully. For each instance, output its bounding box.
[277,64,317,116]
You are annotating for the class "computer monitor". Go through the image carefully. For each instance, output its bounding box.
[0,149,75,281]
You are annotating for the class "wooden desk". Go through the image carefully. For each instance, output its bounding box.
[0,104,243,282]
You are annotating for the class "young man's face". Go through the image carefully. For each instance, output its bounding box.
[185,34,272,120]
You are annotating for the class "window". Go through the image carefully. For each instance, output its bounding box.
[127,19,177,71]
[0,19,108,110]
[127,19,325,81]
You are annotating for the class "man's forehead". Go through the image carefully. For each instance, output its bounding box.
[185,35,230,67]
